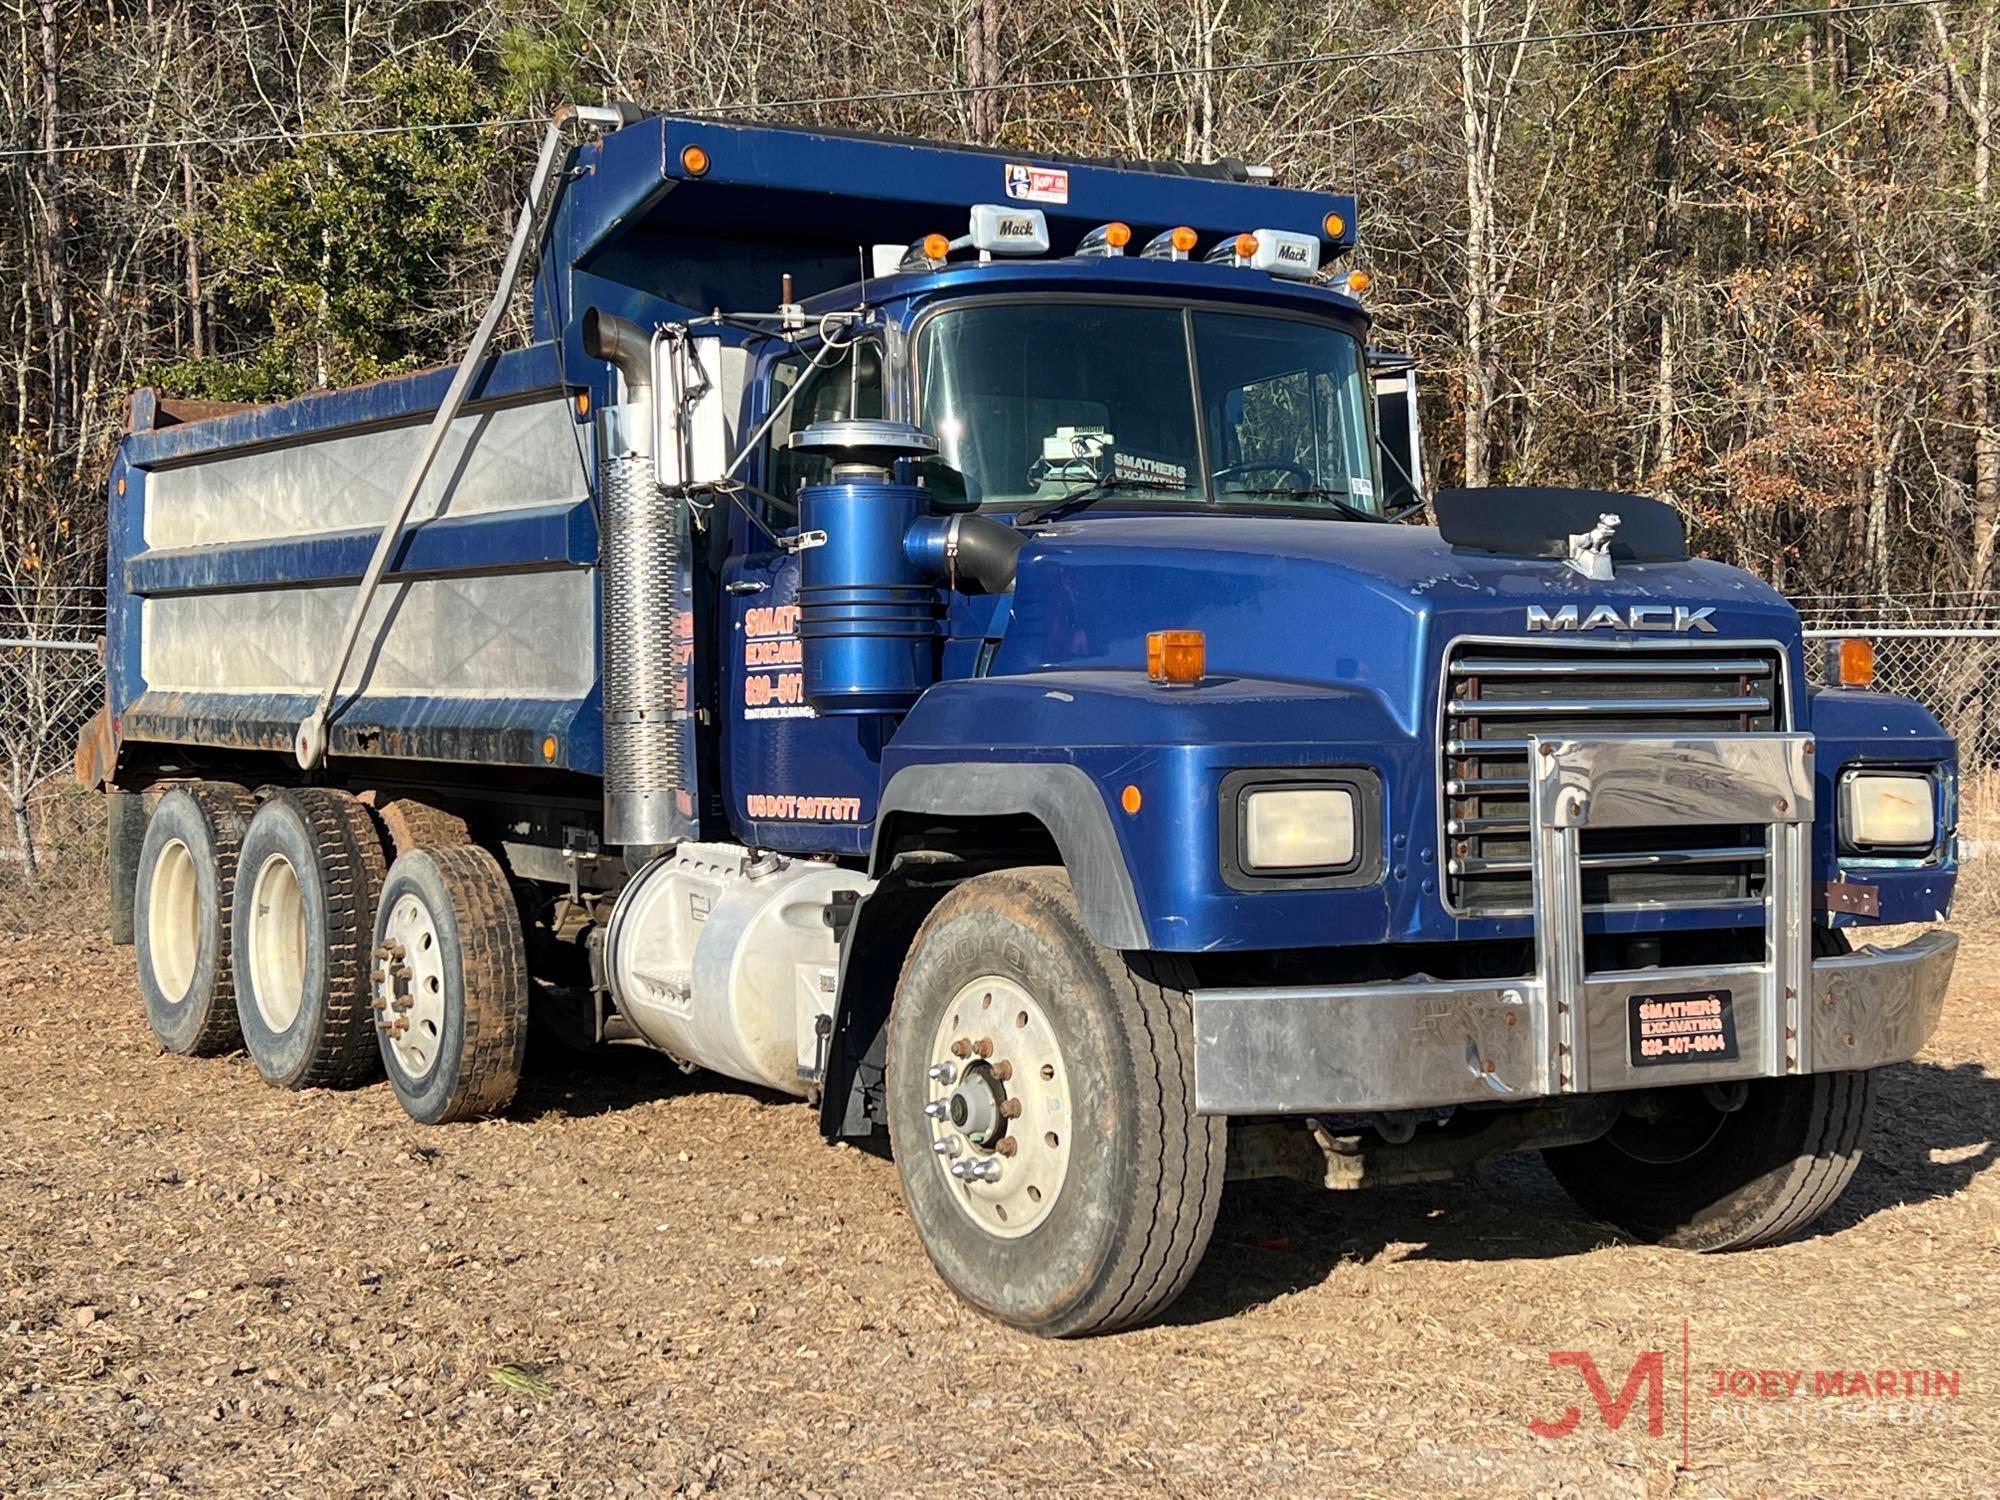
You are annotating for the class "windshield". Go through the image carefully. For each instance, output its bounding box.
[914,300,1381,517]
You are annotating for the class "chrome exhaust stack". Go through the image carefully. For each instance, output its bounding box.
[584,308,693,850]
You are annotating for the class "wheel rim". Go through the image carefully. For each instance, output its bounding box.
[1602,1090,1732,1166]
[247,853,307,1032]
[923,975,1074,1239]
[376,892,447,1080]
[146,837,201,1004]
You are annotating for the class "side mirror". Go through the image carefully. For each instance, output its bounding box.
[1368,349,1424,516]
[653,331,743,489]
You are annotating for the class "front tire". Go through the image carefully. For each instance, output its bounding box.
[886,867,1224,1336]
[1543,1068,1877,1250]
[1544,926,1875,1251]
[230,788,386,1090]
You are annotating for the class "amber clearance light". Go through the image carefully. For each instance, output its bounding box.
[1836,636,1876,687]
[679,143,710,176]
[1147,629,1206,686]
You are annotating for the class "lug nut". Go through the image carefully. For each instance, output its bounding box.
[923,1100,948,1120]
[950,1160,970,1180]
[995,1138,1017,1158]
[932,1136,960,1158]
[927,1062,956,1084]
[973,1037,994,1059]
[950,1038,972,1059]
[999,1098,1023,1119]
[973,1159,1002,1183]
[989,1059,1012,1082]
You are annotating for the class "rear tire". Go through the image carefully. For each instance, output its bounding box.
[886,867,1224,1336]
[370,845,529,1124]
[230,788,386,1090]
[133,782,253,1055]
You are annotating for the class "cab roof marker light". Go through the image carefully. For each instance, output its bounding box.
[899,231,954,272]
[1076,222,1132,257]
[1140,226,1198,261]
[1205,232,1260,267]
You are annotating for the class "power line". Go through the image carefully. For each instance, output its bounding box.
[0,114,543,163]
[0,0,1960,162]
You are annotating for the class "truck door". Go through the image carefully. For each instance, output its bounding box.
[721,341,889,857]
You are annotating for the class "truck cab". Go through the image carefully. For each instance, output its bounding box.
[100,112,1958,1336]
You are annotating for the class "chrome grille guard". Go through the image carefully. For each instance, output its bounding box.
[1192,734,1958,1116]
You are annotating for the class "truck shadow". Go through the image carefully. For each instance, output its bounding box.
[504,1034,718,1121]
[1169,1057,2000,1324]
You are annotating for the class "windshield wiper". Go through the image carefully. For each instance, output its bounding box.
[1222,485,1384,523]
[1015,477,1191,526]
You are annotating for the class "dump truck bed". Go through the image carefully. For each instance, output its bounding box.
[107,345,604,772]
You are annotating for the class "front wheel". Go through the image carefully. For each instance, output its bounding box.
[1542,1068,1877,1250]
[886,867,1224,1337]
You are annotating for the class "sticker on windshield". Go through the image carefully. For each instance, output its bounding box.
[1005,163,1069,205]
[1110,450,1189,488]
[1350,475,1375,498]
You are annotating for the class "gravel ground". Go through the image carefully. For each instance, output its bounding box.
[3,924,1996,1498]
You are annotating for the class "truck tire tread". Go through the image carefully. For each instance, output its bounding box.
[289,787,389,1089]
[135,781,255,1055]
[377,845,529,1124]
[889,866,1224,1336]
[1543,1068,1877,1251]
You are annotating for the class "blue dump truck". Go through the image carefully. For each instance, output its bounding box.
[89,107,1960,1335]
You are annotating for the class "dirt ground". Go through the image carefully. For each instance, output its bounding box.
[3,923,1996,1499]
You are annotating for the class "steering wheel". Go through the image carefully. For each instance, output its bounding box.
[1212,460,1315,492]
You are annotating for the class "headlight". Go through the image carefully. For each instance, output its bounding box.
[1840,771,1936,851]
[1243,787,1356,870]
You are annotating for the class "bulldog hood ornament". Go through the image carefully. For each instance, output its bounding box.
[1567,512,1621,581]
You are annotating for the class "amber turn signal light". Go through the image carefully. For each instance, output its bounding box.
[1323,210,1347,238]
[1147,629,1206,686]
[1836,636,1876,687]
[1345,269,1373,295]
[679,144,710,176]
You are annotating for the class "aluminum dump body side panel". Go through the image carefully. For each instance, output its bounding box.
[108,344,605,772]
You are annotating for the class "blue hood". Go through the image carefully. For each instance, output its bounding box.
[986,514,1804,732]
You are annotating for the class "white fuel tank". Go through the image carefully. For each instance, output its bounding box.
[604,844,872,1095]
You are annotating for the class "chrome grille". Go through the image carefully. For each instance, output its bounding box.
[1442,641,1785,915]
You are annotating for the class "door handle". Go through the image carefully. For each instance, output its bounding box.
[725,579,769,596]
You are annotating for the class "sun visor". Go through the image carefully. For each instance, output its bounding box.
[1432,487,1688,563]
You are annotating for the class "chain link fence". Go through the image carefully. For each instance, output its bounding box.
[6,588,2000,926]
[0,587,110,928]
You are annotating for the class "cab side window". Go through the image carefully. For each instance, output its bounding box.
[765,342,883,525]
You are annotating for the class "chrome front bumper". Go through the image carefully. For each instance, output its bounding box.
[1193,736,1958,1116]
